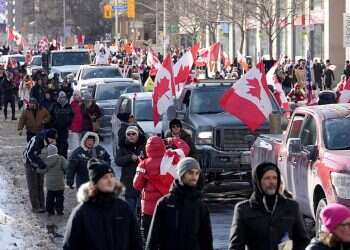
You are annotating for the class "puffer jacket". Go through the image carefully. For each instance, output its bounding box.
[50,102,74,131]
[63,182,143,250]
[306,237,350,250]
[133,136,190,216]
[70,100,84,133]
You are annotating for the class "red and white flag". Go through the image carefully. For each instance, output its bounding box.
[221,50,230,69]
[152,54,175,126]
[195,48,208,67]
[6,26,14,41]
[207,42,221,76]
[266,58,289,110]
[220,64,273,132]
[237,50,248,73]
[147,48,161,76]
[339,78,350,103]
[173,43,199,94]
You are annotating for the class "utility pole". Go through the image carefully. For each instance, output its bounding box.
[114,0,119,42]
[156,0,158,50]
[63,0,66,47]
[163,0,167,56]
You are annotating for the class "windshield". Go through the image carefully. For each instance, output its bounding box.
[81,67,122,80]
[96,84,141,101]
[31,56,42,66]
[135,100,153,121]
[14,56,25,63]
[324,118,350,150]
[52,52,90,66]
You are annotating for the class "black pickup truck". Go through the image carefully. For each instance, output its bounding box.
[172,80,282,183]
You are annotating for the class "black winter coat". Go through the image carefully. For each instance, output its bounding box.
[50,102,74,132]
[67,143,111,189]
[306,238,350,250]
[115,136,146,198]
[30,84,45,103]
[23,130,50,169]
[1,78,16,97]
[63,185,143,250]
[146,180,213,250]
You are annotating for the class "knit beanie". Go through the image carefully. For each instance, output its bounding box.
[88,160,114,184]
[321,203,350,233]
[126,126,139,136]
[177,157,201,179]
[45,129,57,140]
[47,144,58,157]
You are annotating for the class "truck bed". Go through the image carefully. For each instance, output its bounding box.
[250,134,283,169]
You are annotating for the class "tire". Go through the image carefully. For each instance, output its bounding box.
[315,198,327,236]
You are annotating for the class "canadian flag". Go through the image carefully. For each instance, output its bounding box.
[266,58,289,110]
[173,43,199,95]
[6,26,14,41]
[195,48,208,67]
[152,54,175,126]
[237,50,248,73]
[208,42,221,76]
[12,28,23,46]
[339,78,350,103]
[221,50,230,69]
[147,48,161,76]
[220,64,273,132]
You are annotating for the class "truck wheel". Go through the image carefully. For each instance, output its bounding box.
[315,198,327,236]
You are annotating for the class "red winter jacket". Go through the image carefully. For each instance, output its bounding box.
[133,136,190,216]
[70,100,84,133]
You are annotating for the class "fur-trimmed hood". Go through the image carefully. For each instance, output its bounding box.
[77,181,125,203]
[80,132,100,151]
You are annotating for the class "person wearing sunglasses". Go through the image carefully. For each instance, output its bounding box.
[307,203,350,249]
[116,125,147,214]
[164,118,197,158]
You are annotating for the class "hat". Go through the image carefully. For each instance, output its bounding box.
[126,126,139,136]
[88,160,114,184]
[58,91,66,98]
[177,157,201,179]
[321,203,350,233]
[169,119,182,129]
[47,144,58,157]
[45,129,57,140]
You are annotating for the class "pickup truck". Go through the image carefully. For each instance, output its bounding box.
[172,80,282,183]
[251,104,350,233]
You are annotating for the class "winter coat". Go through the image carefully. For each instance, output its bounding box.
[83,103,102,132]
[146,180,214,250]
[324,68,335,86]
[67,132,111,189]
[1,78,16,97]
[133,137,190,216]
[18,107,50,134]
[30,84,45,104]
[70,100,84,133]
[306,237,350,250]
[116,135,147,198]
[37,150,67,191]
[164,129,196,158]
[63,182,143,250]
[50,102,74,132]
[228,164,309,250]
[314,63,323,83]
[60,85,73,101]
[18,80,31,103]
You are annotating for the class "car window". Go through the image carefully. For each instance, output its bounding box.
[95,84,141,101]
[135,100,153,121]
[119,98,131,114]
[324,117,350,150]
[300,116,317,146]
[287,115,305,140]
[81,67,122,80]
[52,52,90,66]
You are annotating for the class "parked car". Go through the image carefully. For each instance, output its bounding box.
[0,54,25,69]
[85,80,143,136]
[171,80,282,183]
[26,55,42,76]
[111,92,162,159]
[73,64,123,91]
[250,104,350,234]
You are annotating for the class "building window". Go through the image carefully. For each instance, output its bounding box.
[311,24,324,59]
[277,28,287,58]
[294,25,305,57]
[247,29,256,58]
[310,0,324,10]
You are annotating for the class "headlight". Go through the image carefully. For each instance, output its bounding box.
[197,131,213,145]
[331,172,350,199]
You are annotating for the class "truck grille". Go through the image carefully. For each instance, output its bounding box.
[215,128,269,151]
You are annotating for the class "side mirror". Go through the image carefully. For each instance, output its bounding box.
[287,138,302,154]
[305,145,318,161]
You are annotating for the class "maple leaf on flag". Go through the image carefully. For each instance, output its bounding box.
[174,65,191,86]
[154,76,171,101]
[247,78,261,100]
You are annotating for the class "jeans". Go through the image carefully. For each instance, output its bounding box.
[25,165,45,211]
[46,190,64,214]
[142,214,153,242]
[3,97,15,119]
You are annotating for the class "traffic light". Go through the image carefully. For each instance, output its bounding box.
[103,4,113,19]
[128,0,135,18]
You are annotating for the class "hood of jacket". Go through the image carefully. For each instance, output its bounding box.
[80,132,100,151]
[77,181,125,203]
[146,136,166,158]
[251,163,281,203]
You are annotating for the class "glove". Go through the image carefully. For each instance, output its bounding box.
[18,130,23,136]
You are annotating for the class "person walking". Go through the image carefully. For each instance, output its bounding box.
[82,95,102,134]
[69,90,84,151]
[228,163,309,250]
[30,76,45,104]
[63,161,143,250]
[0,65,5,110]
[37,144,67,216]
[1,71,17,120]
[18,75,32,109]
[66,132,111,189]
[324,60,335,90]
[306,203,350,249]
[146,157,213,250]
[133,136,190,238]
[164,119,196,158]
[314,59,324,91]
[50,91,74,158]
[17,98,51,142]
[23,128,57,213]
[344,60,350,80]
[116,125,147,213]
